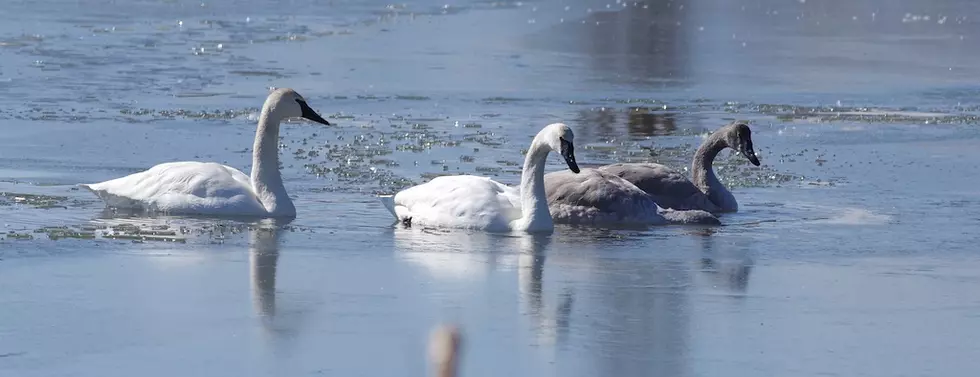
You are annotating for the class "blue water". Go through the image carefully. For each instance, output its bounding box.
[2,1,980,376]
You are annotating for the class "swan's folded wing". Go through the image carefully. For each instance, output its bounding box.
[598,163,710,210]
[545,169,662,224]
[82,161,261,214]
[393,175,518,230]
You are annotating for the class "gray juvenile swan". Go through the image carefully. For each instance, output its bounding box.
[545,168,721,226]
[598,121,760,213]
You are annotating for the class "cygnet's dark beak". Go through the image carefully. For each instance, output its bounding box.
[741,142,761,166]
[560,138,580,173]
[297,99,331,126]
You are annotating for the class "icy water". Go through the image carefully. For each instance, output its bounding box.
[3,0,980,376]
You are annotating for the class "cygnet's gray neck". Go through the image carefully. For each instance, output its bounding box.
[691,130,729,197]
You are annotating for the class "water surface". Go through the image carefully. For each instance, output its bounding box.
[2,1,980,376]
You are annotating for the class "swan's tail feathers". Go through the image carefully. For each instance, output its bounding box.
[378,195,398,219]
[78,183,142,210]
[660,208,721,226]
[77,183,106,202]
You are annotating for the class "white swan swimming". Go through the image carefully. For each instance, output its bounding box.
[598,121,760,213]
[379,123,580,233]
[79,88,332,217]
[544,168,721,226]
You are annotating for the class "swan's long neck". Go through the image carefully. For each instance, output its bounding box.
[518,137,554,232]
[250,108,292,214]
[691,130,735,209]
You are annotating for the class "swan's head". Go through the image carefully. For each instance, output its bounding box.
[545,123,580,174]
[429,324,462,377]
[264,88,332,126]
[725,122,760,166]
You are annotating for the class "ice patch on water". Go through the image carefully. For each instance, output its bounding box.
[819,207,892,225]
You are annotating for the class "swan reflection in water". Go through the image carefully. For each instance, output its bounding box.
[392,227,504,281]
[254,220,472,377]
[250,218,289,322]
[517,234,574,346]
[248,216,315,349]
[524,226,756,376]
[690,228,754,294]
[393,224,756,366]
[392,227,574,346]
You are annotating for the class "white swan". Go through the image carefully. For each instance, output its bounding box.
[379,123,580,233]
[598,121,760,213]
[544,168,721,226]
[79,88,332,217]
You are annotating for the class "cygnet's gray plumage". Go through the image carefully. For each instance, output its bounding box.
[599,122,761,213]
[545,168,720,226]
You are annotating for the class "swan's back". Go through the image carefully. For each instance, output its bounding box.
[391,175,521,231]
[81,161,264,215]
[545,169,665,225]
[598,163,715,211]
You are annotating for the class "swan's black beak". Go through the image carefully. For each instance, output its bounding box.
[745,150,761,166]
[741,143,761,166]
[560,138,580,173]
[298,100,331,126]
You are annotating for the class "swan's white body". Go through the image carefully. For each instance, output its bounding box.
[82,161,271,216]
[381,176,523,231]
[80,88,331,217]
[598,122,761,213]
[545,168,720,226]
[379,123,580,233]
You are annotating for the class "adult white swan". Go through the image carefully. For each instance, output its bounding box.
[379,123,580,233]
[545,168,721,226]
[598,121,760,213]
[79,88,332,217]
